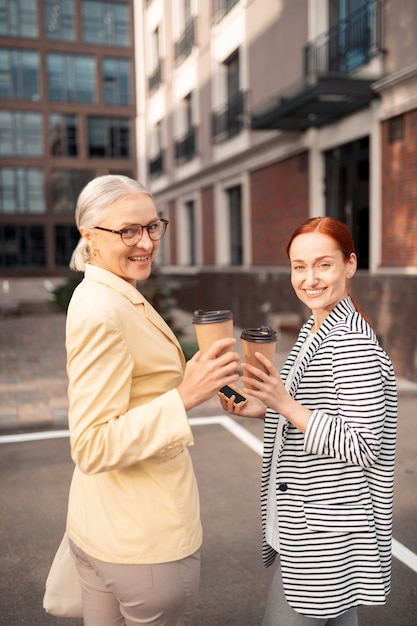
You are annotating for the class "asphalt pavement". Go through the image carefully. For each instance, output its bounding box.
[1,278,416,625]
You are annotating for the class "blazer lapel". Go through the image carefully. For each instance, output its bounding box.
[134,294,185,368]
[84,265,185,367]
[287,297,356,398]
[141,297,182,345]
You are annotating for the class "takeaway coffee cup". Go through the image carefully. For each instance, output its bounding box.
[192,309,233,355]
[240,326,278,389]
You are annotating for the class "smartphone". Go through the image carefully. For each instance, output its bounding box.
[217,385,247,407]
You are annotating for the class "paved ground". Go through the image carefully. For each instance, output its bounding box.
[1,278,416,625]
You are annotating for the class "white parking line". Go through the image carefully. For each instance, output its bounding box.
[1,416,416,574]
[0,429,70,444]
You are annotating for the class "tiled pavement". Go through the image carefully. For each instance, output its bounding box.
[0,312,69,430]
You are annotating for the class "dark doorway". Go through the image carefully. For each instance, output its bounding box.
[324,136,369,269]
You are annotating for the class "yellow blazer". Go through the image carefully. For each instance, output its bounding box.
[65,264,202,564]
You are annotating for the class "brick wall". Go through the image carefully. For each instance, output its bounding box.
[250,153,309,265]
[382,109,417,266]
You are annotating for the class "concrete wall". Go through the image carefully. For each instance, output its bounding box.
[384,0,417,73]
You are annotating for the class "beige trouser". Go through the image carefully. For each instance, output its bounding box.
[69,540,200,626]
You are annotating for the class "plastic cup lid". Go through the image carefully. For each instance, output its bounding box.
[240,326,277,342]
[192,309,233,324]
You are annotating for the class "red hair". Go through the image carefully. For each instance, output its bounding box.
[286,217,369,322]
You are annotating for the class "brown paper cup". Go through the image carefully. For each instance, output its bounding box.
[241,326,277,389]
[192,310,233,355]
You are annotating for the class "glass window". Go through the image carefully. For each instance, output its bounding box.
[225,50,240,101]
[47,53,95,103]
[49,113,78,156]
[55,225,81,266]
[88,116,131,158]
[185,200,196,265]
[51,169,95,213]
[45,0,76,41]
[226,185,243,265]
[0,168,45,214]
[151,26,161,70]
[103,57,130,105]
[0,48,40,100]
[0,225,46,268]
[388,115,404,143]
[82,1,130,47]
[0,0,38,38]
[109,169,134,177]
[0,111,43,156]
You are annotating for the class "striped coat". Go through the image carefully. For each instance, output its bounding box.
[261,298,397,618]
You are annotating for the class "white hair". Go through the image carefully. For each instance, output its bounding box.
[69,175,152,272]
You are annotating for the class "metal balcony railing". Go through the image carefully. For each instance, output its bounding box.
[212,91,245,144]
[212,0,239,24]
[175,126,196,163]
[148,150,164,177]
[148,61,163,93]
[174,18,195,64]
[304,0,382,76]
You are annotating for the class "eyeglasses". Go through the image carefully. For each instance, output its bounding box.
[94,219,169,246]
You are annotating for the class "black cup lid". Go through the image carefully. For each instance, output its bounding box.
[240,326,277,342]
[192,309,233,324]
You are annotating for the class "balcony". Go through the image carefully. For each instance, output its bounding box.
[148,150,164,178]
[212,0,239,24]
[212,91,245,143]
[148,61,163,94]
[174,18,196,65]
[304,0,382,75]
[175,127,197,164]
[251,1,381,132]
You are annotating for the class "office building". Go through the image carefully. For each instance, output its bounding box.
[135,0,417,380]
[0,0,137,273]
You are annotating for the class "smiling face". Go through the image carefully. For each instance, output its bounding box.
[81,193,160,286]
[289,231,357,330]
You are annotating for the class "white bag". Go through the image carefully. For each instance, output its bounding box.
[43,533,83,618]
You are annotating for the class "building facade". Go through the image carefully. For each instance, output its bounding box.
[0,0,137,274]
[135,0,417,381]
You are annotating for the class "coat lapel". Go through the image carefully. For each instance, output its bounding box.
[278,298,356,442]
[135,293,185,368]
[84,264,185,367]
[285,297,356,398]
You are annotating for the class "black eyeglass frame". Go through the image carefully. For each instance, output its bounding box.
[94,219,169,246]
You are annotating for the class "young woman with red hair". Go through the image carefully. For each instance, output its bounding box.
[221,217,397,625]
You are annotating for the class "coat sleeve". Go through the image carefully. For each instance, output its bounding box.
[303,332,392,467]
[67,312,193,475]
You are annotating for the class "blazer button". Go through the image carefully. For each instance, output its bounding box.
[278,483,288,492]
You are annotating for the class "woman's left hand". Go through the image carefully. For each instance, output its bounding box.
[241,352,312,433]
[240,352,290,415]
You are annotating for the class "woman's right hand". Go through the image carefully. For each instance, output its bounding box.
[177,338,241,411]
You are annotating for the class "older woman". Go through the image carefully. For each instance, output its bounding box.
[221,217,397,626]
[66,175,240,625]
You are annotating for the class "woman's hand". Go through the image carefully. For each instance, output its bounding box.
[217,384,267,420]
[240,352,312,433]
[177,338,241,411]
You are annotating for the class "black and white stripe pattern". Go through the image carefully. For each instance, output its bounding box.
[261,298,397,618]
